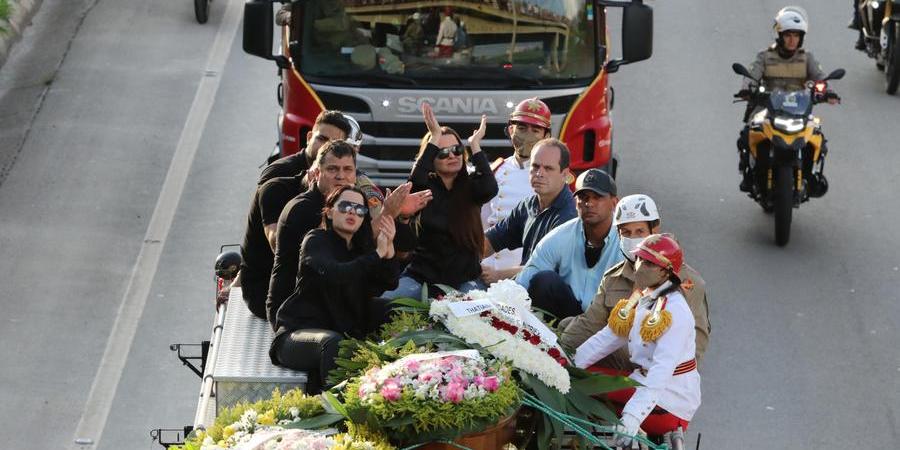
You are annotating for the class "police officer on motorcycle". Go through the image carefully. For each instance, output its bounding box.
[736,6,837,192]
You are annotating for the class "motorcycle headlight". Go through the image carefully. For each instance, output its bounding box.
[872,1,880,9]
[772,117,806,133]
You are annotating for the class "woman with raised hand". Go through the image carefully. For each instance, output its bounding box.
[384,103,498,299]
[270,185,401,394]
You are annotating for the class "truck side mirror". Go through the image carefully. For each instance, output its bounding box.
[621,2,653,64]
[605,1,653,73]
[243,0,275,60]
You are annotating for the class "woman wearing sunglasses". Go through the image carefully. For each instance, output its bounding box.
[270,185,401,393]
[384,103,498,298]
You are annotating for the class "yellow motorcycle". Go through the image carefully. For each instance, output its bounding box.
[733,63,845,246]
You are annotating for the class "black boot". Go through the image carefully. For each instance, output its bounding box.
[855,34,866,51]
[739,170,754,193]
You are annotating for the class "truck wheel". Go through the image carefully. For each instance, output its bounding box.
[194,0,210,24]
[886,24,900,95]
[773,165,793,247]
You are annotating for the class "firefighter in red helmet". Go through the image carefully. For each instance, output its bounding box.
[574,234,701,446]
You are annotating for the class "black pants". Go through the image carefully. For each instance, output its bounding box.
[271,328,342,394]
[240,278,269,321]
[527,270,584,321]
[269,297,394,394]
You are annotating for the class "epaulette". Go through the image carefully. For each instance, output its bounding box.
[603,260,627,278]
[490,157,505,174]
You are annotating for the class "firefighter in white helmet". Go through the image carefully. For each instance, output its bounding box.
[560,194,710,373]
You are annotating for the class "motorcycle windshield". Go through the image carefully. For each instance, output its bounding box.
[768,90,811,117]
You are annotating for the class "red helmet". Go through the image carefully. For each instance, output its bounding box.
[633,234,683,280]
[509,98,551,130]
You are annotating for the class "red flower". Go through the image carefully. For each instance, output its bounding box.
[528,335,541,345]
[508,326,519,334]
[547,348,561,358]
[522,330,532,340]
[479,311,491,318]
[556,357,569,366]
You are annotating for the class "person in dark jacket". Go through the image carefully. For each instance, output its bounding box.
[383,103,498,298]
[270,185,401,394]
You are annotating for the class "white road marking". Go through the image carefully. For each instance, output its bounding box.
[70,1,244,447]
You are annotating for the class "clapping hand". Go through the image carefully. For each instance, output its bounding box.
[467,114,487,154]
[380,182,413,219]
[423,102,442,145]
[375,215,396,259]
[399,189,432,218]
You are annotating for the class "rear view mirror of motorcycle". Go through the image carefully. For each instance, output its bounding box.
[732,63,756,80]
[824,68,846,81]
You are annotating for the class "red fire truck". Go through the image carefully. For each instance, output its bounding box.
[243,0,653,185]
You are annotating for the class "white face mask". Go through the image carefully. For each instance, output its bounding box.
[619,236,644,261]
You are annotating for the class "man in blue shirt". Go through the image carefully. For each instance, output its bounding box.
[481,138,577,284]
[516,169,622,320]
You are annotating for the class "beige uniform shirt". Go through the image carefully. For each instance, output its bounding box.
[561,260,711,371]
[746,46,825,92]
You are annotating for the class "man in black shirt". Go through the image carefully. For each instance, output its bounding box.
[258,110,352,184]
[267,141,360,327]
[228,111,352,318]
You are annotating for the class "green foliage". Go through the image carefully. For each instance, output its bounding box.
[341,366,521,445]
[519,368,639,450]
[168,388,324,449]
[328,337,431,385]
[0,0,11,33]
[378,310,431,341]
[333,424,397,450]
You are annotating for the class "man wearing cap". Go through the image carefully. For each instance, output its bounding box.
[481,138,576,284]
[560,194,711,371]
[516,169,622,320]
[480,98,553,281]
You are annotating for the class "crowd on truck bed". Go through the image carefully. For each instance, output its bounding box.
[223,100,711,442]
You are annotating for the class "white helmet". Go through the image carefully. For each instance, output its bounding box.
[342,113,363,147]
[774,6,808,35]
[613,194,660,227]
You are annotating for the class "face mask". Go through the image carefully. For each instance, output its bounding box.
[619,237,644,261]
[633,260,668,289]
[512,131,541,158]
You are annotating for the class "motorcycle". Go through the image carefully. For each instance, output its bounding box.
[855,0,900,93]
[732,63,845,246]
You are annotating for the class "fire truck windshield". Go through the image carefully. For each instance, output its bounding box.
[295,0,604,89]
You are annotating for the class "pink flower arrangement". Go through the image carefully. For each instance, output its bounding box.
[356,353,504,405]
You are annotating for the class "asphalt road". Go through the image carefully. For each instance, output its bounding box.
[0,1,898,449]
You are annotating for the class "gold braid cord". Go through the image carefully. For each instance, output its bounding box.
[608,290,642,337]
[608,299,635,337]
[640,297,672,342]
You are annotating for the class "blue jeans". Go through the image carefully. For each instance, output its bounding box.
[382,276,486,300]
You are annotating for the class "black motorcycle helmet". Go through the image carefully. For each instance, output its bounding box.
[214,251,242,279]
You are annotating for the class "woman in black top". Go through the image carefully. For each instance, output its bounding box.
[383,103,498,298]
[270,186,400,393]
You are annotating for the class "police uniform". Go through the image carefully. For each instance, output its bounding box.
[747,45,825,91]
[561,260,710,371]
[481,156,531,270]
[574,289,701,424]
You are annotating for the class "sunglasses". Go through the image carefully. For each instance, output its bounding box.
[336,200,368,217]
[436,144,465,160]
